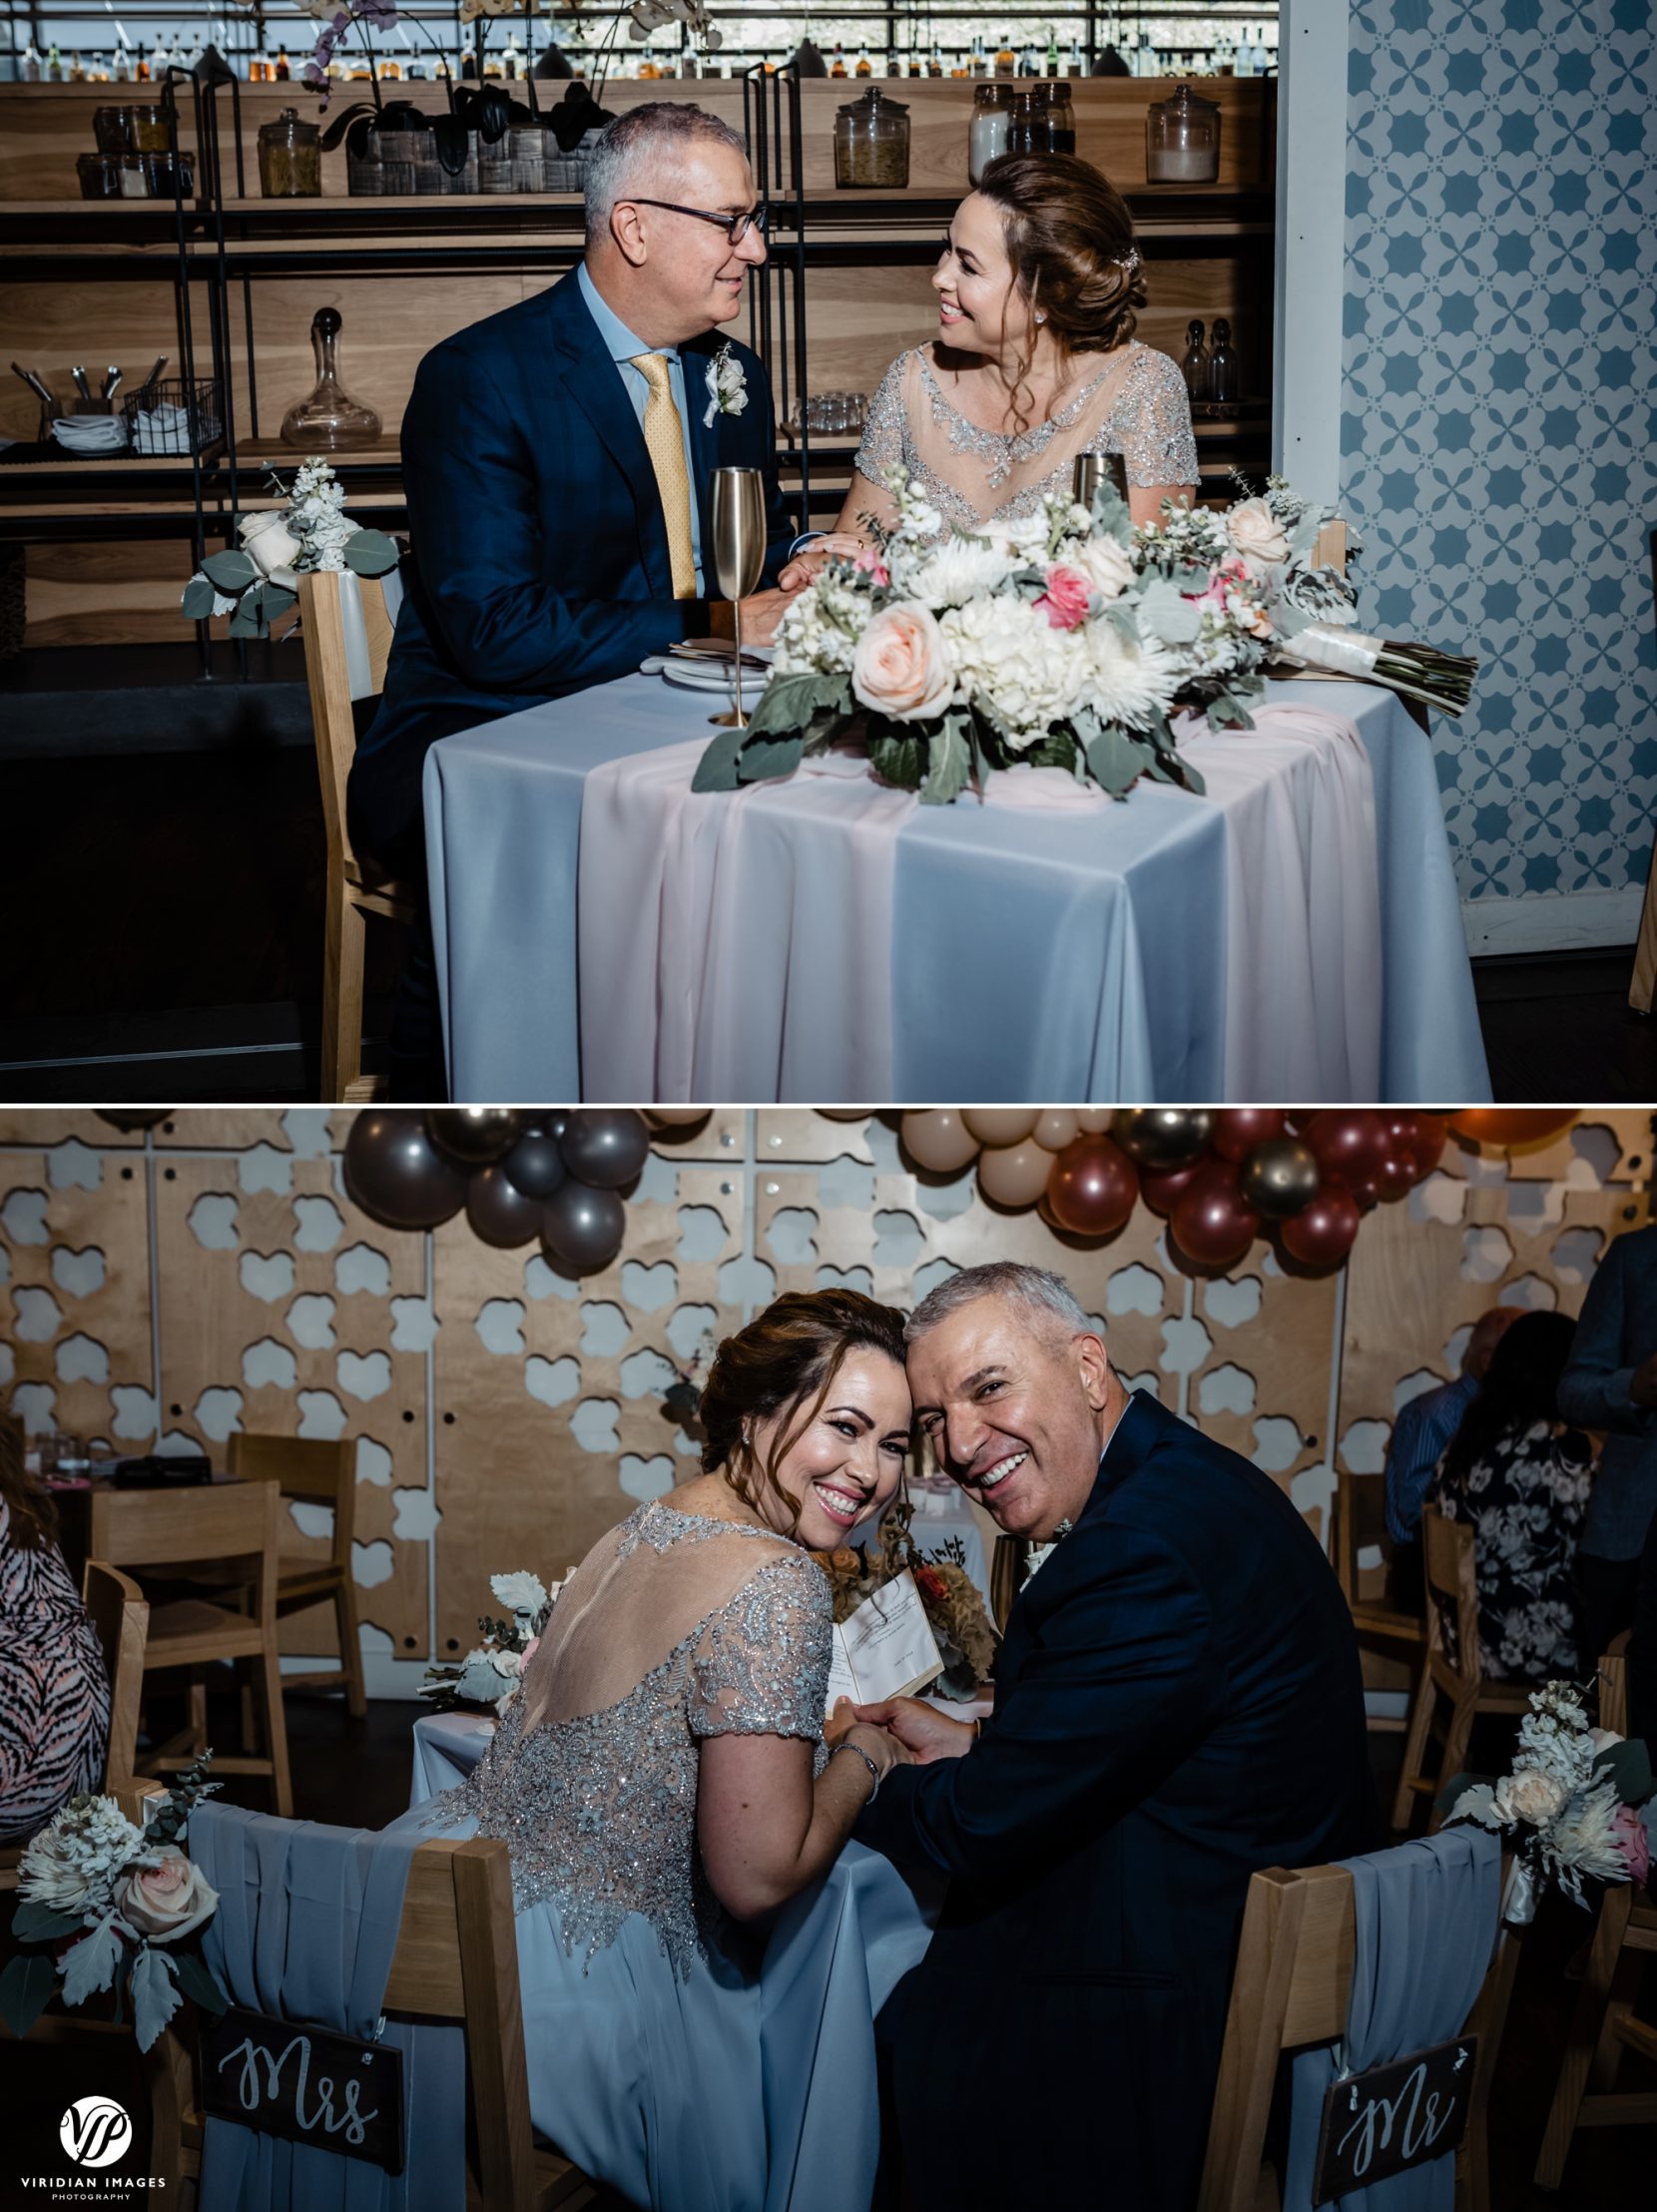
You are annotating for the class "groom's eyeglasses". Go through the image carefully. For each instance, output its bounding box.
[626,198,770,247]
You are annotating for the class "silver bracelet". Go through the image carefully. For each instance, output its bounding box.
[830,1739,880,1804]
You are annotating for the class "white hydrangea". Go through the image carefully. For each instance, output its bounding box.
[941,593,1085,745]
[1080,619,1182,732]
[907,535,1018,609]
[19,1796,146,1916]
[774,573,871,677]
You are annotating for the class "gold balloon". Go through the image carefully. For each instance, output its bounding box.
[1075,1110,1114,1135]
[1239,1137,1322,1220]
[1034,1110,1079,1152]
[1112,1109,1213,1170]
[899,1109,982,1175]
[425,1107,523,1165]
[975,1140,1054,1208]
[963,1110,1040,1147]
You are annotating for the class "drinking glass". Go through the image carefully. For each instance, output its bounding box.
[710,466,767,728]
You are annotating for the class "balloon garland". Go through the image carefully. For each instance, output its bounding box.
[343,1108,704,1274]
[895,1109,1579,1275]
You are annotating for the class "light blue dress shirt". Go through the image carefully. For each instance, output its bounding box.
[577,262,704,594]
[1383,1372,1476,1545]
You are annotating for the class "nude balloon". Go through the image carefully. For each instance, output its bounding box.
[976,1140,1055,1209]
[900,1110,982,1175]
[962,1110,1040,1147]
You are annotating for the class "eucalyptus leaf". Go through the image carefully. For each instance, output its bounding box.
[1136,578,1203,645]
[180,575,219,622]
[920,715,971,807]
[691,728,747,793]
[261,585,297,623]
[131,1943,182,2054]
[228,600,265,641]
[1084,725,1150,800]
[13,1898,91,1941]
[202,549,258,593]
[867,732,924,790]
[1023,729,1078,775]
[0,1952,58,2040]
[738,735,805,783]
[62,1913,124,2007]
[1595,1735,1654,1806]
[170,1946,229,2017]
[744,669,846,739]
[342,530,400,576]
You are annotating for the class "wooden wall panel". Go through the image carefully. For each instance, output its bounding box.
[0,277,209,444]
[24,537,202,648]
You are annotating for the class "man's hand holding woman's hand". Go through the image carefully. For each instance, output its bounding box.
[850,1697,977,1764]
[827,1698,915,1783]
[777,532,869,594]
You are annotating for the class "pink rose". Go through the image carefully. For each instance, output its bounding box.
[853,546,891,588]
[850,603,953,723]
[1184,556,1252,613]
[113,1847,219,1942]
[1613,1804,1650,1887]
[1034,565,1092,632]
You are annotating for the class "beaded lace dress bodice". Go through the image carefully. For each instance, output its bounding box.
[418,1501,831,1978]
[852,341,1200,540]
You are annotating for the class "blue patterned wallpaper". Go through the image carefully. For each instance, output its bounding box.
[1341,0,1657,923]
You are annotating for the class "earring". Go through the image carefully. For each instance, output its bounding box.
[1035,312,1046,324]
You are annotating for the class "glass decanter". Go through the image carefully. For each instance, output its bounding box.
[280,306,381,450]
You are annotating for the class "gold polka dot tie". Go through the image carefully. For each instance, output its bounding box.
[632,351,698,601]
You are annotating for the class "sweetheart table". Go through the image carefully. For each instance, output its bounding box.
[423,672,1491,1104]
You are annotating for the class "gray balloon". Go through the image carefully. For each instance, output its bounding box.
[559,1110,651,1191]
[1112,1108,1214,1171]
[541,1180,627,1274]
[344,1111,467,1231]
[465,1164,545,1249]
[502,1132,567,1202]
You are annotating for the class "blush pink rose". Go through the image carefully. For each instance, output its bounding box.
[850,603,953,723]
[114,1847,219,1942]
[1034,565,1092,632]
[1613,1804,1650,1886]
[852,546,891,588]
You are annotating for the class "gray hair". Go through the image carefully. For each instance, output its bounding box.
[904,1263,1094,1350]
[584,103,751,245]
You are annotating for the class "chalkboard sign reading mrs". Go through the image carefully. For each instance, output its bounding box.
[201,2005,405,2174]
[1312,2035,1477,2206]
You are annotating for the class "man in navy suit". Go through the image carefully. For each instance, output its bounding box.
[852,1263,1376,2211]
[348,104,802,1084]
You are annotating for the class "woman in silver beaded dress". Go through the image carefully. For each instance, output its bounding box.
[395,1291,918,2212]
[781,154,1199,578]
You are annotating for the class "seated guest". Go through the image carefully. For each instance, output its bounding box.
[1556,1220,1657,1672]
[1425,1311,1591,1683]
[1383,1304,1520,1614]
[347,103,804,1090]
[0,1410,111,1842]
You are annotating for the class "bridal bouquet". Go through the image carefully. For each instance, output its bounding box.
[419,1567,569,1713]
[693,466,1476,805]
[1440,1679,1654,1925]
[0,1753,229,2051]
[179,456,400,639]
[814,1502,997,1701]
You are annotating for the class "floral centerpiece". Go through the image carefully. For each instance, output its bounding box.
[0,1753,229,2051]
[1440,1679,1654,1925]
[419,1568,569,1712]
[814,1501,997,1701]
[693,468,1476,805]
[180,456,400,639]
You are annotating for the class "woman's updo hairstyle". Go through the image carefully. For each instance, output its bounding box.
[700,1290,909,1534]
[973,152,1148,364]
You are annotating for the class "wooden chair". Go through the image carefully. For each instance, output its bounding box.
[82,1558,150,1790]
[227,1431,367,1719]
[1198,1856,1518,2212]
[299,566,412,1104]
[118,1780,608,2212]
[1532,1633,1657,2189]
[1391,1508,1531,1833]
[90,1480,292,1819]
[1332,1469,1426,1732]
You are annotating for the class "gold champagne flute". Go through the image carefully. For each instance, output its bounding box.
[710,465,767,729]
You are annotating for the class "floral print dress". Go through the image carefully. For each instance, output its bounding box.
[1426,1417,1592,1682]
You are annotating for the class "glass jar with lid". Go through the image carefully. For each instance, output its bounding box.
[77,151,125,199]
[259,107,323,199]
[1145,82,1220,185]
[1046,82,1076,155]
[833,85,909,190]
[967,82,1011,185]
[1006,85,1050,156]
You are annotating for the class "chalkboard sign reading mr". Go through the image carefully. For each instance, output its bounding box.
[1312,2035,1477,2206]
[201,2004,405,2174]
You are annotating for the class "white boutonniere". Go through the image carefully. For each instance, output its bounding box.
[704,343,748,430]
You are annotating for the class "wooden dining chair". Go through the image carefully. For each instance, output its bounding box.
[298,566,413,1105]
[226,1431,367,1719]
[1532,1633,1657,2189]
[117,1778,609,2212]
[1391,1508,1531,1833]
[1197,1855,1518,2212]
[90,1479,292,1819]
[1332,1469,1426,1733]
[82,1557,150,1791]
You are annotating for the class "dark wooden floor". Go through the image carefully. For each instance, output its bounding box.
[2,651,1654,1103]
[1,1688,1649,2205]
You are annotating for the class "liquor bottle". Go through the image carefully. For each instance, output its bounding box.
[1234,27,1255,78]
[149,35,169,79]
[114,42,132,81]
[1047,81,1076,153]
[135,45,151,81]
[1045,30,1060,76]
[886,49,902,76]
[47,42,64,80]
[276,48,291,81]
[929,44,943,76]
[853,43,872,76]
[70,50,87,81]
[829,42,847,78]
[1215,32,1236,76]
[1208,318,1238,405]
[1068,35,1085,76]
[907,50,922,76]
[1180,319,1209,403]
[501,31,523,78]
[994,29,1015,77]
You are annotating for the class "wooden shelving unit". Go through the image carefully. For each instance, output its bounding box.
[0,70,1276,648]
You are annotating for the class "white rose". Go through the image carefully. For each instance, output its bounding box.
[112,1847,219,1942]
[1067,534,1135,604]
[941,594,1085,745]
[1226,496,1291,569]
[850,603,955,723]
[238,509,302,590]
[1492,1769,1567,1827]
